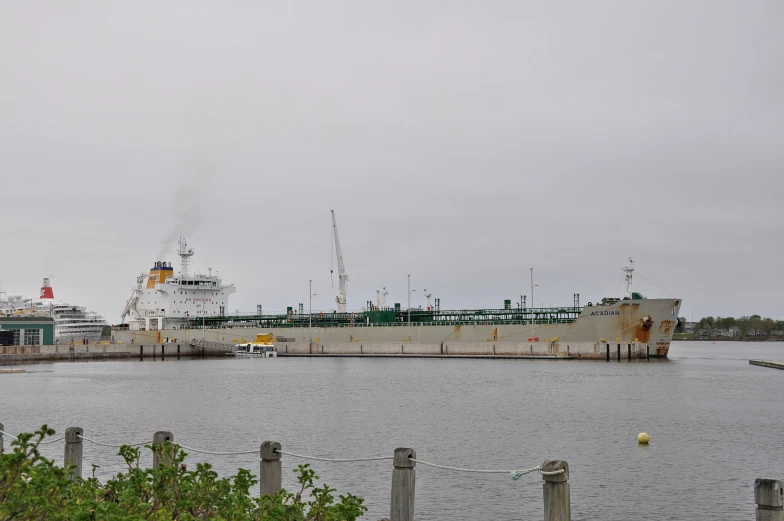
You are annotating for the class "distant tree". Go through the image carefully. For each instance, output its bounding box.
[750,315,763,335]
[762,318,776,336]
[722,317,737,329]
[776,320,784,331]
[736,316,751,335]
[699,317,715,330]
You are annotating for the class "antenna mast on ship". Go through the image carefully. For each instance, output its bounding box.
[178,237,195,277]
[330,210,349,312]
[622,257,634,299]
[376,287,388,309]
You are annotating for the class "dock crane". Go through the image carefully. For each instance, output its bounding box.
[330,210,349,313]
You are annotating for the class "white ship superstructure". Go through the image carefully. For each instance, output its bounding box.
[122,237,236,331]
[1,278,107,343]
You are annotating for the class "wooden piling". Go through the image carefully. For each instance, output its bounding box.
[755,478,783,521]
[64,427,83,482]
[260,441,282,497]
[390,448,415,521]
[627,344,631,360]
[542,460,570,521]
[617,344,621,361]
[152,431,174,468]
[0,422,4,453]
[606,344,609,361]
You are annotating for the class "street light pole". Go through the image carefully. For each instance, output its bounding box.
[530,268,534,342]
[309,279,312,328]
[408,274,415,341]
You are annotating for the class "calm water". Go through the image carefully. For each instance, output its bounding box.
[1,341,782,520]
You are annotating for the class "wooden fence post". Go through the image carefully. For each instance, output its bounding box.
[64,427,83,482]
[542,459,570,521]
[152,431,174,468]
[390,448,415,521]
[755,478,783,521]
[260,441,282,497]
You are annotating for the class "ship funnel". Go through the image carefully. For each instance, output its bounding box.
[40,278,54,299]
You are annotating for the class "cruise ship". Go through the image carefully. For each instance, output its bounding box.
[0,279,107,343]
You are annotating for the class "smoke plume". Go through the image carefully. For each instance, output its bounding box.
[156,161,215,259]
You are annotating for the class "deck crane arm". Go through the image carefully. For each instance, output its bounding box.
[331,210,349,312]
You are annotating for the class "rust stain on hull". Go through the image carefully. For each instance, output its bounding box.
[618,303,651,342]
[635,328,651,343]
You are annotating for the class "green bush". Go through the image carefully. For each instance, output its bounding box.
[0,426,367,521]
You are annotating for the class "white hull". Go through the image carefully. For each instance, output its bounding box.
[232,351,277,358]
[56,327,104,343]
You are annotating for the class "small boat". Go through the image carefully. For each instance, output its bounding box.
[232,343,277,358]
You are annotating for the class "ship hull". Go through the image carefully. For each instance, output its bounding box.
[115,298,681,358]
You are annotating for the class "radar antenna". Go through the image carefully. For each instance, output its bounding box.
[376,287,388,309]
[178,237,195,277]
[622,257,635,299]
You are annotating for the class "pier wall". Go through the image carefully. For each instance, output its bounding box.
[268,340,651,359]
[2,337,654,363]
[0,343,204,363]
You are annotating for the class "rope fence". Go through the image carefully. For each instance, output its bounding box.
[78,434,148,448]
[0,423,573,521]
[1,422,778,521]
[1,427,561,479]
[275,448,392,463]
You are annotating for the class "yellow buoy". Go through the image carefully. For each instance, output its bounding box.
[638,432,650,444]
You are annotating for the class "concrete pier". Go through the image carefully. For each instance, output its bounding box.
[749,360,784,370]
[1,339,657,363]
[0,343,206,364]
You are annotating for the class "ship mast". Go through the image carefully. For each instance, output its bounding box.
[376,287,388,309]
[330,210,349,313]
[622,257,634,299]
[178,237,195,278]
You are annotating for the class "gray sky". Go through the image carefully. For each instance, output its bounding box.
[2,1,782,323]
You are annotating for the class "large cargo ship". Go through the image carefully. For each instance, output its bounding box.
[121,237,236,331]
[119,238,681,357]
